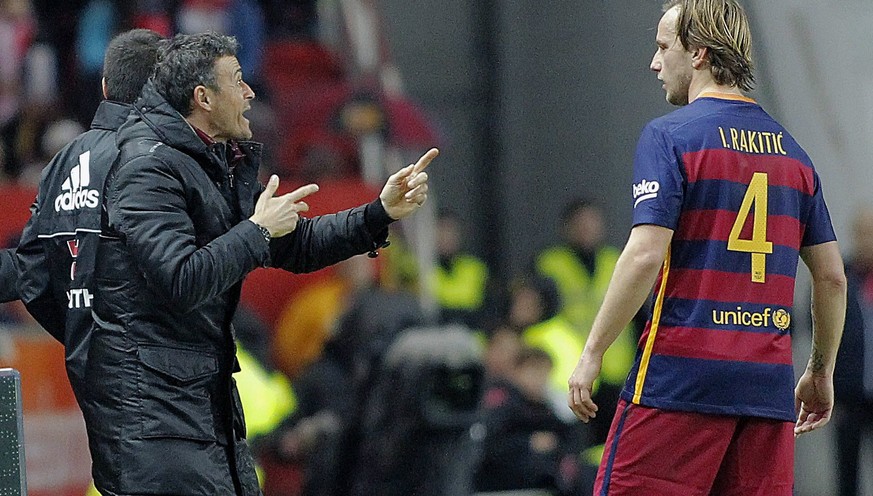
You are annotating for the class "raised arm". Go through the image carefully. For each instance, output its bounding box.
[265,148,438,273]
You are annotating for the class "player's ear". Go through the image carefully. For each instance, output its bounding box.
[102,78,109,100]
[691,46,708,69]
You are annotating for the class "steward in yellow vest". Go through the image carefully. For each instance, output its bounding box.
[434,210,489,327]
[536,199,620,334]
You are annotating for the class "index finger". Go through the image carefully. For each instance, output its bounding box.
[287,183,320,203]
[261,174,279,198]
[412,148,439,174]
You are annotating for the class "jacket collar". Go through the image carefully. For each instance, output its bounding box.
[118,80,265,184]
[91,100,132,132]
[119,81,225,179]
[131,80,213,161]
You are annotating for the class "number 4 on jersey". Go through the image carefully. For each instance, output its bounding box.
[728,172,773,283]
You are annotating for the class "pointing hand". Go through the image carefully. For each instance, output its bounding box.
[250,175,319,238]
[380,148,439,220]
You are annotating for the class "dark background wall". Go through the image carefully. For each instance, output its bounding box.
[380,0,674,278]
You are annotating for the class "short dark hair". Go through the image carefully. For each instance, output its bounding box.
[153,32,239,117]
[103,29,163,104]
[560,198,601,224]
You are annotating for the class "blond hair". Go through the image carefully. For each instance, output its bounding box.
[663,0,755,91]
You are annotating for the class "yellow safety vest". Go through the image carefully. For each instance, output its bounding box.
[536,245,620,332]
[434,255,488,310]
[523,314,635,394]
[234,345,297,440]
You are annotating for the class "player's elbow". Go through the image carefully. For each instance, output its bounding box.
[633,249,666,273]
[813,265,847,295]
[802,242,846,295]
[623,242,667,273]
[623,225,672,272]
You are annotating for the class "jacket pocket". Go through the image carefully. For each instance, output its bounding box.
[137,345,218,442]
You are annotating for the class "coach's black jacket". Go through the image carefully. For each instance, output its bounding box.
[85,80,391,496]
[16,100,131,390]
[0,248,16,302]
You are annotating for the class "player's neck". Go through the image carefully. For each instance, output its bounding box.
[688,78,745,104]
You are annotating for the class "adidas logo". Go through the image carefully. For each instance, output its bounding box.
[54,151,100,212]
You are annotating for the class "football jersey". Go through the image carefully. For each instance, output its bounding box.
[623,93,836,421]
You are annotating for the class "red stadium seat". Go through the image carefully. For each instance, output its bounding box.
[0,185,36,246]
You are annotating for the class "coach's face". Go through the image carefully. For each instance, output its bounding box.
[651,6,693,106]
[206,56,255,142]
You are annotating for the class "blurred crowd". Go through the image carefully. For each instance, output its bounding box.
[233,199,642,496]
[0,0,435,186]
[0,1,639,494]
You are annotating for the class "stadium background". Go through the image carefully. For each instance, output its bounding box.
[1,0,872,494]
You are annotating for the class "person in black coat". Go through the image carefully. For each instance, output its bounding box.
[475,346,585,495]
[0,248,16,302]
[13,30,164,391]
[83,31,437,496]
[834,207,873,496]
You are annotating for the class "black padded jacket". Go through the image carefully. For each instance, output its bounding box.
[84,80,392,496]
[16,101,131,392]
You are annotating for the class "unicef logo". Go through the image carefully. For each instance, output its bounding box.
[710,306,792,330]
[772,309,791,331]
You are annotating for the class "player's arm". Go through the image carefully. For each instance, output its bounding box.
[802,241,846,376]
[794,240,846,436]
[0,248,18,303]
[568,223,673,422]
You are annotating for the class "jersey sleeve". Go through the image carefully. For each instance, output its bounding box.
[801,171,837,247]
[631,122,684,230]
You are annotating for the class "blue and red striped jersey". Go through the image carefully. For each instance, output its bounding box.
[623,93,836,421]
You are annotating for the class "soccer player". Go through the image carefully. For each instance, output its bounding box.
[567,1,846,494]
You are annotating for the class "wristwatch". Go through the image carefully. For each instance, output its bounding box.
[255,224,271,243]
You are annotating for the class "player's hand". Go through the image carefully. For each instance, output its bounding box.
[250,175,319,238]
[793,369,834,437]
[568,352,602,423]
[380,148,438,220]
